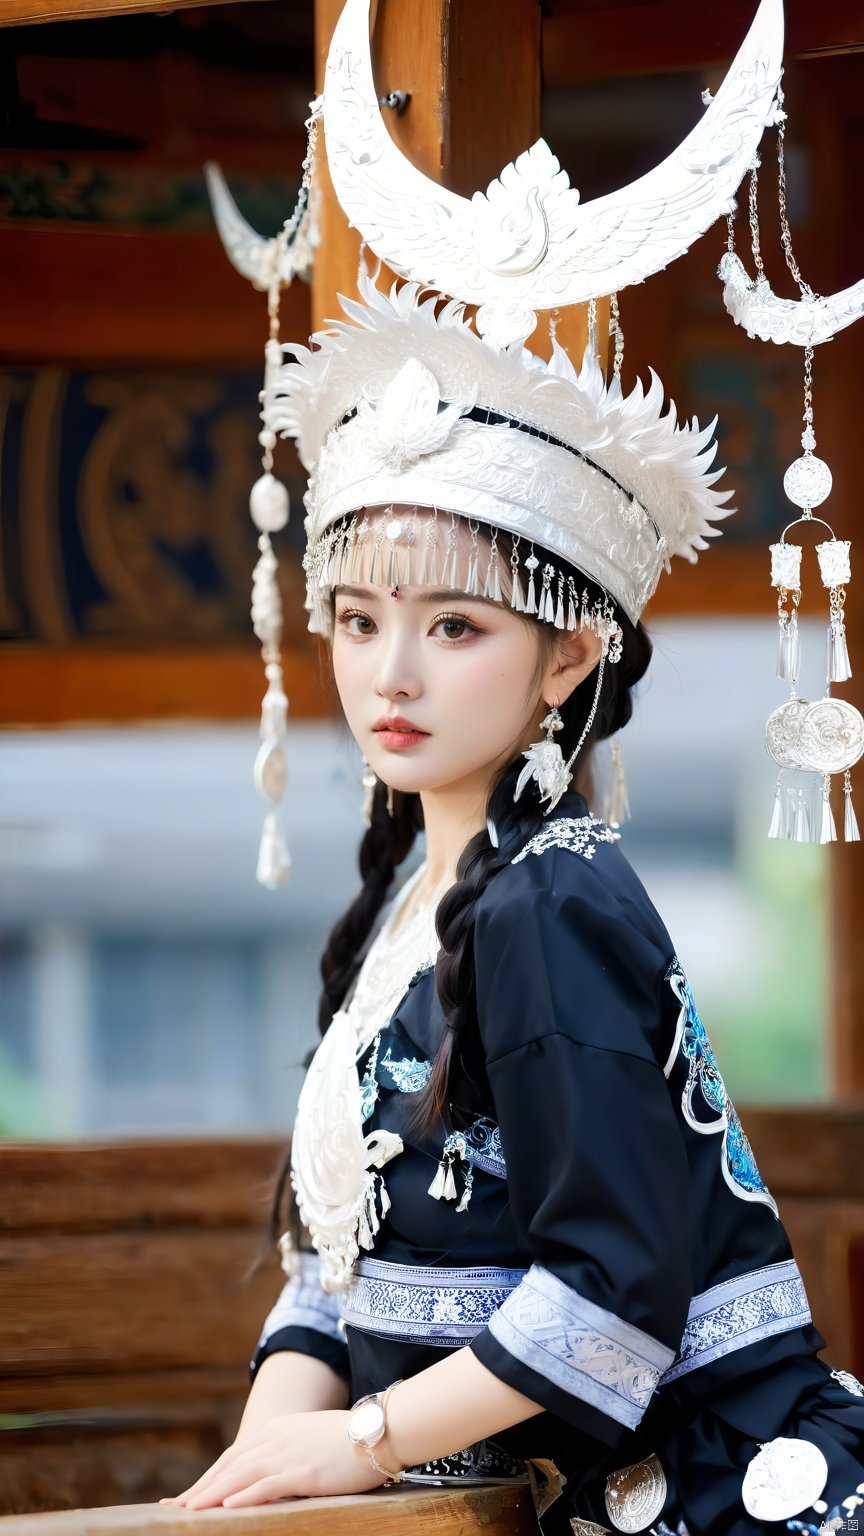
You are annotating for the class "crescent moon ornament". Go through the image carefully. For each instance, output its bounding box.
[323,0,784,346]
[204,162,317,291]
[719,250,864,346]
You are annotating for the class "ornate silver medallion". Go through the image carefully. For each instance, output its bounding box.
[765,697,864,775]
[741,1436,829,1521]
[783,452,833,510]
[831,1368,864,1397]
[604,1454,668,1532]
[570,1521,613,1536]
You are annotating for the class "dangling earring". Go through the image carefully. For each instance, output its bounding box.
[361,758,377,826]
[514,704,571,813]
[386,784,396,817]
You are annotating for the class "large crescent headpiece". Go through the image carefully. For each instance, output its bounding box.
[323,0,785,347]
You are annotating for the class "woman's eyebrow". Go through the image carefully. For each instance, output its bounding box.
[335,584,497,607]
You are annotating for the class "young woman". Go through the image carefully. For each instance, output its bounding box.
[162,279,864,1534]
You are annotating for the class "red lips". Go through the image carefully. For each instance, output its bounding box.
[373,715,428,734]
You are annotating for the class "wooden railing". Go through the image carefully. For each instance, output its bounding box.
[0,1489,538,1536]
[1,1112,862,1516]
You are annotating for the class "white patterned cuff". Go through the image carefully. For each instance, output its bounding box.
[487,1263,674,1430]
[257,1249,345,1349]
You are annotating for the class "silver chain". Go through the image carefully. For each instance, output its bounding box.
[775,87,818,300]
[609,293,624,380]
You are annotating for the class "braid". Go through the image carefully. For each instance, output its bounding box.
[318,780,422,1033]
[408,581,653,1140]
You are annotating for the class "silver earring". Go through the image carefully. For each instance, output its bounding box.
[514,704,571,813]
[361,758,377,826]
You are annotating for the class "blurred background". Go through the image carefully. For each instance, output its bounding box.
[0,0,861,1515]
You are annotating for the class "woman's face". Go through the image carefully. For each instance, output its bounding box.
[330,509,599,802]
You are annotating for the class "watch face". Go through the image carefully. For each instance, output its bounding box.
[350,1399,385,1445]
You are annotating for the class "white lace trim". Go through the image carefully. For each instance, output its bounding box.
[512,814,619,865]
[290,866,440,1292]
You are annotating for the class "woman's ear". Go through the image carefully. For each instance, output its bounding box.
[542,627,603,707]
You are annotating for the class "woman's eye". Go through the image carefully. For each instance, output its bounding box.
[338,609,376,636]
[431,613,478,642]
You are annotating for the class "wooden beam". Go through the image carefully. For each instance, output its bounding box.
[0,0,264,27]
[542,1,864,84]
[0,645,331,727]
[0,228,310,369]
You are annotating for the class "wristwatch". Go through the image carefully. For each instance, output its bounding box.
[347,1392,388,1450]
[347,1381,405,1483]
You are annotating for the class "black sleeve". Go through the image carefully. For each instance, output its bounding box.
[468,859,691,1450]
[249,1249,350,1385]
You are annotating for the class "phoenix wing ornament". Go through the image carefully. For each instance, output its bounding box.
[323,0,785,346]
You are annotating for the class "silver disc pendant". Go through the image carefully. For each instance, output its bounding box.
[783,453,833,510]
[604,1454,667,1532]
[766,697,864,775]
[741,1437,829,1521]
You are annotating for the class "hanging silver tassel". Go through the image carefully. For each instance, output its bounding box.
[466,550,480,596]
[608,739,630,828]
[485,557,502,602]
[775,616,788,681]
[361,760,377,826]
[829,619,853,683]
[793,787,811,843]
[510,559,525,611]
[819,776,837,844]
[845,771,861,841]
[778,612,800,683]
[386,545,399,588]
[455,1163,474,1213]
[768,781,784,840]
[443,541,460,588]
[525,569,537,615]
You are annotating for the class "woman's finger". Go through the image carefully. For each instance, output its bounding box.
[169,1441,266,1505]
[223,1476,298,1508]
[183,1459,276,1510]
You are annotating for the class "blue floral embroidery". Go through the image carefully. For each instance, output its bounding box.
[379,1046,432,1093]
[664,958,778,1218]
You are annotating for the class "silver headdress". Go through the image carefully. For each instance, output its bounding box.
[212,0,787,874]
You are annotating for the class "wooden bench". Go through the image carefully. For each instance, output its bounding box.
[1,1114,862,1515]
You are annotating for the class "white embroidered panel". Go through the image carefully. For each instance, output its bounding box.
[343,1256,526,1346]
[256,1250,345,1358]
[487,1263,674,1429]
[512,815,619,865]
[659,1259,811,1384]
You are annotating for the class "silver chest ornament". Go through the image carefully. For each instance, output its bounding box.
[604,1454,668,1532]
[741,1436,829,1522]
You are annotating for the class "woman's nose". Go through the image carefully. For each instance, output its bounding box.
[373,629,421,701]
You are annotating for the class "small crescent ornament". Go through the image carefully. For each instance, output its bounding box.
[719,251,864,347]
[741,1437,829,1522]
[323,0,784,346]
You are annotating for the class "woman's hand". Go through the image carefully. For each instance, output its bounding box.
[159,1410,388,1508]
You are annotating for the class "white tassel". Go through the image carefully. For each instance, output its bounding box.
[525,571,537,615]
[819,780,837,844]
[442,1162,457,1200]
[510,566,525,611]
[608,740,630,828]
[845,777,861,842]
[829,620,852,683]
[427,1160,449,1200]
[257,811,291,888]
[793,789,811,843]
[466,552,479,595]
[443,545,460,588]
[776,620,788,681]
[768,783,784,840]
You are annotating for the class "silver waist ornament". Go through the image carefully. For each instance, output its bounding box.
[604,1454,668,1532]
[741,1436,829,1522]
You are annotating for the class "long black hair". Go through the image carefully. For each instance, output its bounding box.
[266,545,652,1243]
